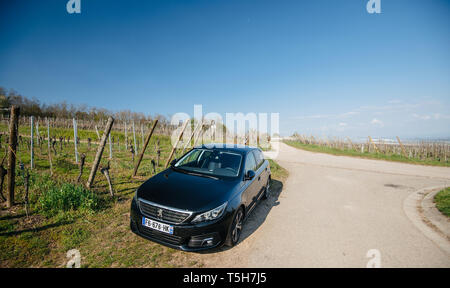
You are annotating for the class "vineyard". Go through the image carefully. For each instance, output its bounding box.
[3,108,446,267]
[286,134,450,167]
[0,109,283,267]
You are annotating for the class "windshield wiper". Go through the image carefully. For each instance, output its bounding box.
[172,167,219,180]
[187,171,219,180]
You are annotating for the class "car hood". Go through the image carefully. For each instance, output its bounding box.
[137,168,239,212]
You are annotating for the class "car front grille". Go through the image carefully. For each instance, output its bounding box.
[138,224,184,245]
[138,199,191,224]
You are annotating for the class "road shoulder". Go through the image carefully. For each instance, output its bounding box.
[403,186,450,254]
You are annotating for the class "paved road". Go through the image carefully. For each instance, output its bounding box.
[195,142,450,267]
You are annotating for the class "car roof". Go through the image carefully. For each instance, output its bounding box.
[193,143,259,154]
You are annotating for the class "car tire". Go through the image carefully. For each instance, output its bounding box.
[225,207,244,247]
[262,178,271,200]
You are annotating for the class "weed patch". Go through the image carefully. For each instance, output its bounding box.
[37,183,99,217]
[435,187,450,217]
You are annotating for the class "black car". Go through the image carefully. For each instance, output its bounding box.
[130,144,271,251]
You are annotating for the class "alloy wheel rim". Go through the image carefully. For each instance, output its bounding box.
[265,180,270,197]
[232,211,243,243]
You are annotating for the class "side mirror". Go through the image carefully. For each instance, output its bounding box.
[245,170,256,181]
[170,159,177,167]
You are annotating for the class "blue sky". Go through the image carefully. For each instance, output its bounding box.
[1,0,449,139]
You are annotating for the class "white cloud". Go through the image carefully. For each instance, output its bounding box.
[370,118,384,127]
[340,111,360,118]
[413,113,450,120]
[292,111,359,120]
[433,113,450,120]
[412,113,431,120]
[291,114,330,120]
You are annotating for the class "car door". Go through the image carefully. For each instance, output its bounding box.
[258,150,269,182]
[252,149,266,199]
[242,151,258,214]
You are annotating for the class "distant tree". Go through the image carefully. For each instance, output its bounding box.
[0,86,168,124]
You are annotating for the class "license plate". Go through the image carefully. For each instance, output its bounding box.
[142,217,174,235]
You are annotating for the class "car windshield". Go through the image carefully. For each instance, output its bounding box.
[174,149,242,177]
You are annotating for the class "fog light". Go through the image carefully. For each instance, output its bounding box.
[201,238,214,246]
[188,233,220,248]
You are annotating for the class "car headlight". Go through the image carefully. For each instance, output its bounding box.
[192,202,228,223]
[133,189,138,201]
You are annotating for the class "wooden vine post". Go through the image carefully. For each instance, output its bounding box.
[124,121,128,150]
[141,125,145,148]
[77,153,86,183]
[165,120,189,168]
[101,161,114,197]
[95,125,100,140]
[86,117,114,189]
[156,140,161,167]
[108,133,113,159]
[47,118,53,175]
[24,170,30,217]
[396,136,408,158]
[133,119,158,177]
[368,136,379,153]
[73,118,79,163]
[193,121,204,147]
[181,120,201,155]
[7,106,19,208]
[30,116,34,169]
[132,121,137,157]
[346,137,353,151]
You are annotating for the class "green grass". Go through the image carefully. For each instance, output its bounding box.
[61,227,91,251]
[268,159,288,181]
[434,188,450,217]
[283,140,450,167]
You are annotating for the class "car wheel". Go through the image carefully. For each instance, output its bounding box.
[262,178,271,199]
[226,208,244,247]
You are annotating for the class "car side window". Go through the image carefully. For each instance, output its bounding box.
[252,150,264,170]
[176,149,202,167]
[244,152,256,173]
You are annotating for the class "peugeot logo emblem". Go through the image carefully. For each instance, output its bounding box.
[157,208,163,219]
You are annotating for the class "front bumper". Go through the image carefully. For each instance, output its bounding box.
[130,197,233,251]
